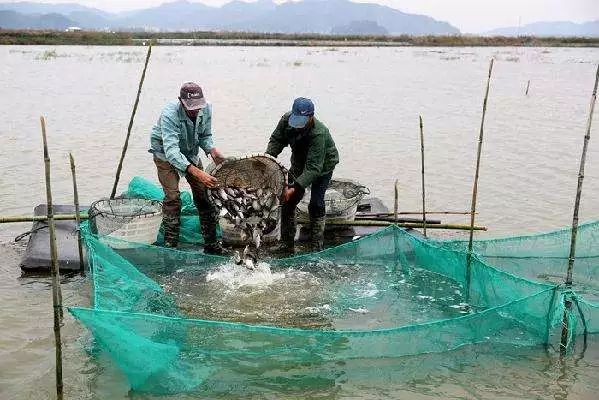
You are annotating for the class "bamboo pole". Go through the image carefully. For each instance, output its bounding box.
[110,43,152,199]
[0,210,474,224]
[0,214,89,223]
[357,211,476,216]
[419,115,427,237]
[298,220,487,230]
[355,215,441,224]
[41,117,64,400]
[525,79,530,96]
[394,180,399,221]
[560,64,599,353]
[466,58,494,300]
[70,152,85,276]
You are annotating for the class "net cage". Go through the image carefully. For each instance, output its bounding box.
[68,177,599,395]
[88,198,163,248]
[297,178,370,223]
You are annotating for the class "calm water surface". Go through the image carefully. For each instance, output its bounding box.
[1,45,598,399]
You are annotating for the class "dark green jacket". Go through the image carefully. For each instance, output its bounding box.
[266,112,339,188]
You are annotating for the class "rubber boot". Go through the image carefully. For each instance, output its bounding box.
[309,216,326,252]
[162,215,180,248]
[199,209,223,255]
[274,205,296,255]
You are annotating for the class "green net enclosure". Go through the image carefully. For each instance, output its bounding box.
[68,178,598,394]
[438,222,599,320]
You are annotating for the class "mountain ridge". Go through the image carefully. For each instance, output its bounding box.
[486,20,599,37]
[0,0,459,35]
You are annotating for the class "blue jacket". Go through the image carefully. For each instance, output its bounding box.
[149,100,215,173]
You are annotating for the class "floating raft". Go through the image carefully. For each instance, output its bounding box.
[20,204,87,273]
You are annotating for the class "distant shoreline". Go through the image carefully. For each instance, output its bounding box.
[1,30,598,47]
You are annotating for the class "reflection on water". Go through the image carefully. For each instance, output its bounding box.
[1,45,599,399]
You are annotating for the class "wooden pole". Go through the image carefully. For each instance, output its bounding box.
[41,117,64,400]
[70,152,85,276]
[466,58,494,300]
[110,43,152,199]
[560,64,599,353]
[525,79,530,96]
[357,211,476,216]
[0,214,89,224]
[1,211,473,224]
[419,115,427,237]
[355,215,441,224]
[394,180,399,221]
[298,220,487,230]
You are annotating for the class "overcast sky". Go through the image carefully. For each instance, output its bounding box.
[4,0,599,32]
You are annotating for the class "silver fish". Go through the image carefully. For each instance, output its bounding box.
[258,196,267,207]
[244,258,255,270]
[233,251,242,265]
[242,246,255,270]
[252,228,261,249]
[225,187,236,197]
[218,188,228,201]
[256,188,263,198]
[251,199,260,211]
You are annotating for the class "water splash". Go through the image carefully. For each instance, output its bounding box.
[205,261,285,289]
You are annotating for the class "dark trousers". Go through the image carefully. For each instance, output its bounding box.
[154,157,217,246]
[281,172,332,243]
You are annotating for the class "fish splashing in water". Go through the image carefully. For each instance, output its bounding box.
[209,185,279,269]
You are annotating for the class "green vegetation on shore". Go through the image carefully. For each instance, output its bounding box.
[1,29,598,47]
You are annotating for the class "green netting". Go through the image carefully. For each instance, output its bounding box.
[438,222,599,303]
[68,178,598,395]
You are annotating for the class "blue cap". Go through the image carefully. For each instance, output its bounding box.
[288,97,314,128]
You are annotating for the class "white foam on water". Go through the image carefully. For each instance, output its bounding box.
[356,281,379,298]
[206,261,286,289]
[348,307,370,314]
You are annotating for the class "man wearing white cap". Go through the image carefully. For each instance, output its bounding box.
[149,82,225,253]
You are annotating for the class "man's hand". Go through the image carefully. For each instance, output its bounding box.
[282,186,296,203]
[187,164,218,188]
[210,148,226,165]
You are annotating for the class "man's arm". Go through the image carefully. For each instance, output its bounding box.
[294,133,326,189]
[265,116,288,158]
[161,112,191,173]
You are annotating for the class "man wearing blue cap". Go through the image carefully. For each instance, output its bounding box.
[266,97,339,253]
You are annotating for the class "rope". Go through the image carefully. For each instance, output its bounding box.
[573,294,589,336]
[14,224,48,242]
